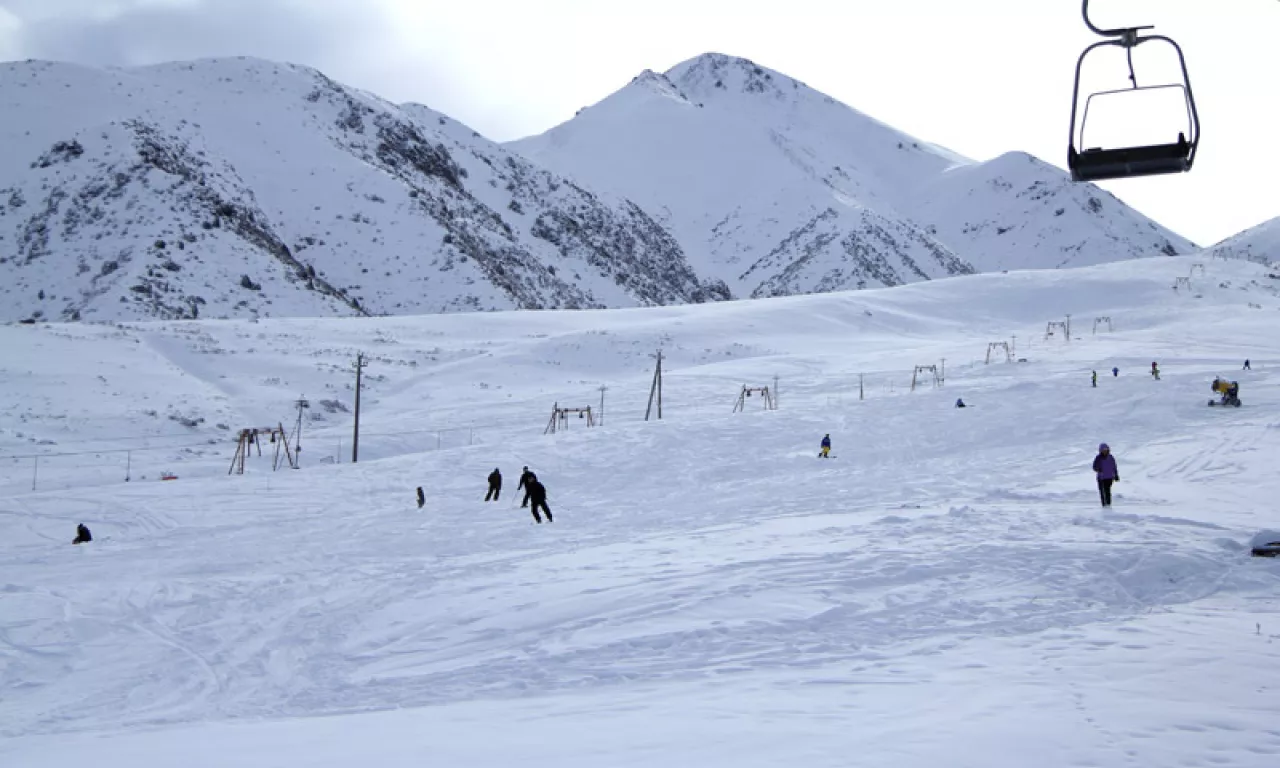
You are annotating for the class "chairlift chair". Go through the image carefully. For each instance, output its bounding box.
[1067,0,1200,182]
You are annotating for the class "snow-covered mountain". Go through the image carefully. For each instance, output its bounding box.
[1207,216,1279,265]
[508,53,1198,293]
[0,58,728,324]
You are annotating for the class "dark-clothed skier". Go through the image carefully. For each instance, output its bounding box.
[1244,359,1252,370]
[1092,443,1119,507]
[416,486,425,509]
[526,475,552,523]
[819,434,831,458]
[517,465,535,508]
[1091,370,1097,388]
[72,523,92,544]
[485,468,502,501]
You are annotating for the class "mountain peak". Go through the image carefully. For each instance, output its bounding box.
[665,52,799,102]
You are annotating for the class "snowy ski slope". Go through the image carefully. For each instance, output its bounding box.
[2,255,1280,766]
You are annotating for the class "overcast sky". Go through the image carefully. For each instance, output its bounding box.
[1,0,1276,246]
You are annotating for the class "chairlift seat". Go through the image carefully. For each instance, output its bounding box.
[1069,135,1192,182]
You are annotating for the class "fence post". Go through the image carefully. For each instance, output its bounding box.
[32,455,38,492]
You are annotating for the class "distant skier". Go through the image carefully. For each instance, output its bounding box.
[526,474,553,523]
[416,486,425,509]
[1150,362,1160,380]
[955,398,967,408]
[1092,443,1119,508]
[1112,367,1119,377]
[1244,359,1252,370]
[819,433,831,458]
[517,465,535,508]
[1091,370,1097,388]
[72,523,92,544]
[485,468,502,501]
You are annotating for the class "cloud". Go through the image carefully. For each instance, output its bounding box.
[1,0,391,68]
[0,0,475,132]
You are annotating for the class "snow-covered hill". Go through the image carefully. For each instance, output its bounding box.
[0,58,728,324]
[3,255,1280,766]
[1208,216,1279,265]
[508,53,1198,293]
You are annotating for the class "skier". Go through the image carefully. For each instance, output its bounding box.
[1150,362,1160,380]
[1244,359,1251,370]
[72,523,92,544]
[955,398,967,408]
[416,486,425,509]
[1112,367,1119,377]
[517,465,535,508]
[485,468,502,501]
[819,433,831,458]
[1092,443,1119,508]
[1091,370,1097,388]
[526,474,553,523]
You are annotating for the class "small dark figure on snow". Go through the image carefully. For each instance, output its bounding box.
[1091,370,1097,388]
[72,523,92,544]
[1244,359,1251,370]
[485,468,502,501]
[955,398,967,408]
[1112,367,1119,377]
[416,486,425,509]
[1092,443,1119,508]
[517,465,535,508]
[526,474,552,524]
[1150,362,1160,380]
[819,433,831,458]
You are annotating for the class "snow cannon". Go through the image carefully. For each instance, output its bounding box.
[1208,378,1241,407]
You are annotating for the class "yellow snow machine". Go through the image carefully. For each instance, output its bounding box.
[1209,377,1241,407]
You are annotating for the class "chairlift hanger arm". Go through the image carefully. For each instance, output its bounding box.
[1082,0,1154,43]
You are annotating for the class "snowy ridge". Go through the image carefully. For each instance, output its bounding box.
[1208,216,1280,265]
[3,256,1280,764]
[508,52,1200,295]
[914,151,1196,272]
[0,57,727,323]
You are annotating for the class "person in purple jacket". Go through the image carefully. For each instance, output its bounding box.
[1092,443,1119,507]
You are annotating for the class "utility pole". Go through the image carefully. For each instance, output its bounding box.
[941,358,946,383]
[598,384,608,426]
[1065,314,1072,341]
[293,396,309,468]
[352,353,367,463]
[645,349,664,421]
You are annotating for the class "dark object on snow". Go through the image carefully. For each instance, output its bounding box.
[1250,530,1280,558]
[955,398,967,408]
[526,477,552,523]
[1253,541,1280,558]
[416,486,425,509]
[73,523,92,544]
[1112,367,1119,377]
[486,468,502,501]
[1243,359,1251,370]
[517,466,534,508]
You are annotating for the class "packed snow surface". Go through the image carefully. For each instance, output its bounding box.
[2,255,1280,766]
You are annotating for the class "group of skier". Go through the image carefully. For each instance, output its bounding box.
[480,465,552,523]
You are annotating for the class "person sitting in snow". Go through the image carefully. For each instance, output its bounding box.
[72,523,92,544]
[819,434,831,458]
[955,398,967,408]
